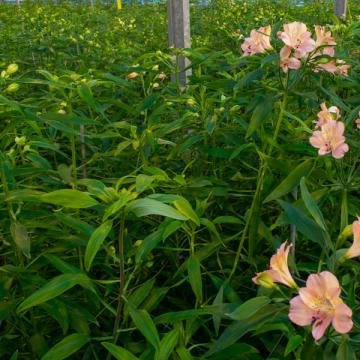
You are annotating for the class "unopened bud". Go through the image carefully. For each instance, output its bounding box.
[134,240,143,247]
[6,64,18,75]
[6,83,20,93]
[127,72,138,79]
[15,136,26,146]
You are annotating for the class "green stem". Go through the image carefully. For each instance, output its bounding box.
[0,154,23,265]
[70,133,77,189]
[228,93,288,280]
[107,212,126,359]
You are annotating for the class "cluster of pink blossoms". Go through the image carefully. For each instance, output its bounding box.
[309,103,349,159]
[253,218,360,340]
[241,22,350,75]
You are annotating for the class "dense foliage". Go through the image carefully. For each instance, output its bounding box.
[1,0,360,359]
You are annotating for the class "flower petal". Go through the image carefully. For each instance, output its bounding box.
[312,316,332,340]
[319,271,341,299]
[289,295,314,326]
[332,302,353,334]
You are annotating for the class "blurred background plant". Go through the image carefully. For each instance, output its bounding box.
[0,0,360,359]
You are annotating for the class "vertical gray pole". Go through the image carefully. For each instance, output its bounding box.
[334,0,347,17]
[167,0,191,85]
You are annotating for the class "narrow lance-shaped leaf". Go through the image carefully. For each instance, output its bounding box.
[156,329,179,360]
[246,97,274,137]
[40,189,98,208]
[277,199,327,247]
[102,342,139,360]
[41,333,90,360]
[226,297,270,321]
[173,198,200,226]
[128,307,160,350]
[127,198,187,221]
[84,220,113,272]
[187,254,203,303]
[300,177,327,231]
[10,222,30,258]
[17,273,92,313]
[264,160,313,203]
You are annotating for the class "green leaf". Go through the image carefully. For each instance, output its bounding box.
[226,296,270,321]
[156,329,179,360]
[127,279,155,310]
[264,160,312,203]
[103,190,137,221]
[187,254,203,303]
[154,308,213,324]
[285,335,303,356]
[84,221,113,271]
[102,342,139,360]
[207,304,285,355]
[136,174,154,194]
[127,198,187,221]
[300,177,327,231]
[40,189,98,208]
[78,84,98,110]
[17,274,92,313]
[135,220,182,263]
[278,200,327,247]
[44,254,80,274]
[41,333,90,360]
[173,198,200,226]
[336,337,356,360]
[128,307,160,350]
[10,222,30,258]
[176,347,193,360]
[213,286,224,336]
[246,97,274,137]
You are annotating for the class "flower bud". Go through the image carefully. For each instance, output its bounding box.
[127,72,138,79]
[6,83,20,93]
[6,64,18,75]
[15,136,26,146]
[254,273,276,288]
[158,72,166,80]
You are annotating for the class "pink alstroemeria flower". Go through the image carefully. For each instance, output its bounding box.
[355,111,360,129]
[252,242,297,289]
[309,119,349,159]
[314,60,338,74]
[345,217,360,259]
[279,46,301,73]
[314,103,340,128]
[289,271,353,340]
[337,60,351,76]
[277,22,315,58]
[315,60,351,76]
[314,25,336,57]
[241,25,272,56]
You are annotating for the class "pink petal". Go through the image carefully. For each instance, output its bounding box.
[309,132,324,148]
[332,143,349,159]
[333,302,353,334]
[288,57,301,70]
[319,271,341,299]
[299,273,326,307]
[289,295,315,326]
[312,316,332,340]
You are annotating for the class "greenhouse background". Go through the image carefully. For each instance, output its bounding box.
[0,0,359,359]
